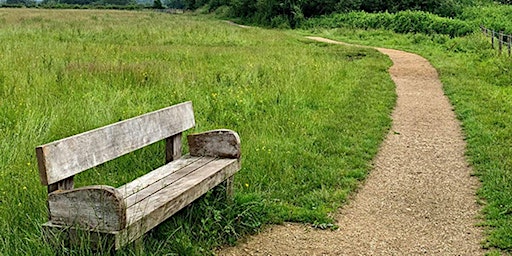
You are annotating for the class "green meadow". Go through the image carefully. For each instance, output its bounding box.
[0,9,395,255]
[5,4,512,255]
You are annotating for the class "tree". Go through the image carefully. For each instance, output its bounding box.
[153,0,164,8]
[5,0,35,5]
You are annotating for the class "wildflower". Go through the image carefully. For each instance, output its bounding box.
[244,183,249,188]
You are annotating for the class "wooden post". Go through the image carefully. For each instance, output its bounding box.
[213,175,235,203]
[499,31,504,55]
[134,238,144,255]
[225,175,235,200]
[508,35,511,57]
[492,30,495,49]
[165,133,182,163]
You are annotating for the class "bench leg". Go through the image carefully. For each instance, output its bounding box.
[211,175,235,203]
[213,175,233,204]
[133,237,144,255]
[225,175,235,201]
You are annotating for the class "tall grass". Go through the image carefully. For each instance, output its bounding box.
[0,9,395,254]
[303,26,512,254]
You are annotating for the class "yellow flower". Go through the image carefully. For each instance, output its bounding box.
[244,183,249,188]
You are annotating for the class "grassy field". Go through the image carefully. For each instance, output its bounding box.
[302,26,512,255]
[0,9,395,255]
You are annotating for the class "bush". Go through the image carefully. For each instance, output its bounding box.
[189,0,472,28]
[459,4,512,34]
[304,11,474,37]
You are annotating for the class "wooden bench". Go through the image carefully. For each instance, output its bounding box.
[36,101,241,251]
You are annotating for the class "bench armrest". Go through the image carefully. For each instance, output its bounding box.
[188,129,241,158]
[48,185,126,231]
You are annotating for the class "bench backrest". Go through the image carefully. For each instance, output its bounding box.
[36,101,195,186]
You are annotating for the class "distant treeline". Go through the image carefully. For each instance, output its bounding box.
[1,0,153,7]
[177,0,473,27]
[176,0,511,28]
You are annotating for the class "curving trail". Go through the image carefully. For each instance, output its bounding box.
[218,37,483,255]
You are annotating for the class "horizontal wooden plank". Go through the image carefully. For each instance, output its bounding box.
[120,156,216,207]
[125,158,240,230]
[117,155,202,199]
[37,101,195,185]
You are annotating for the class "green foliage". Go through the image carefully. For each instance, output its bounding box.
[153,0,164,8]
[304,11,474,37]
[459,3,512,34]
[359,0,472,17]
[182,0,475,28]
[0,9,395,255]
[496,0,512,4]
[166,0,185,8]
[54,0,136,6]
[5,0,35,6]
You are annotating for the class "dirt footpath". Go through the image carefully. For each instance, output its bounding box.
[218,37,483,255]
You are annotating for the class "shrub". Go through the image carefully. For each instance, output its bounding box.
[304,11,474,37]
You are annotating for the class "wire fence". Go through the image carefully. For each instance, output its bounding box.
[481,25,512,56]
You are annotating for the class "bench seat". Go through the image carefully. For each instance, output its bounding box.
[43,156,240,250]
[121,155,240,232]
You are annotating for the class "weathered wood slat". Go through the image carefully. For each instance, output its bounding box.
[37,102,195,185]
[125,158,240,228]
[48,185,126,232]
[122,156,216,208]
[117,155,201,198]
[188,129,241,158]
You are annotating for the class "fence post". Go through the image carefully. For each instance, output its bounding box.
[499,31,504,55]
[492,30,495,49]
[508,35,511,57]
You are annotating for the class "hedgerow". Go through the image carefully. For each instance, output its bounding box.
[303,11,474,37]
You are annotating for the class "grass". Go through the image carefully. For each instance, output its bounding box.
[301,25,512,255]
[0,9,395,255]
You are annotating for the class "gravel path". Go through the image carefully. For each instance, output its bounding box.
[218,37,483,255]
